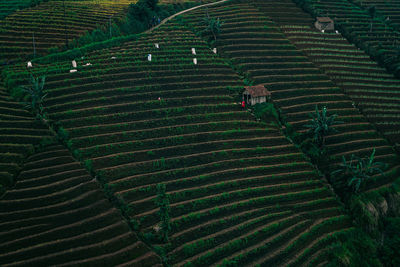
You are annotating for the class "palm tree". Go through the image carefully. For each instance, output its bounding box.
[305,105,342,148]
[202,14,223,42]
[331,149,387,193]
[22,75,47,116]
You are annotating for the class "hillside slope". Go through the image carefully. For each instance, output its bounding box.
[182,0,400,195]
[255,0,400,154]
[0,83,52,193]
[3,21,356,265]
[0,0,132,63]
[0,143,161,266]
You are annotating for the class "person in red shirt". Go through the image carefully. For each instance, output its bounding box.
[241,101,245,108]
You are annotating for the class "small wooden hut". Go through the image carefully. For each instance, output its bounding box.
[243,85,271,106]
[315,17,334,31]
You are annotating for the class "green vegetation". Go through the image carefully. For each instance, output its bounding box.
[201,13,224,42]
[0,0,49,19]
[305,105,342,148]
[2,0,400,265]
[21,75,47,117]
[155,183,171,242]
[332,149,387,194]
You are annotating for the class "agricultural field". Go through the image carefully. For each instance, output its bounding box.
[3,20,356,265]
[0,143,161,266]
[0,0,133,63]
[254,0,400,159]
[0,0,39,19]
[352,0,400,30]
[182,0,399,192]
[0,84,52,194]
[1,0,400,265]
[293,0,400,77]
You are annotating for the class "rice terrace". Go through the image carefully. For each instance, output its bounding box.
[1,0,400,266]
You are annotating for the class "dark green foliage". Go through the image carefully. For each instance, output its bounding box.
[202,14,224,42]
[332,149,387,194]
[21,75,47,116]
[326,228,381,267]
[0,172,13,188]
[299,137,330,166]
[84,159,93,174]
[252,102,280,126]
[57,126,69,142]
[380,217,400,266]
[305,105,342,148]
[155,183,171,242]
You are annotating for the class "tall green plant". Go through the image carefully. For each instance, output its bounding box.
[331,149,387,193]
[305,105,342,148]
[22,75,47,116]
[368,6,377,32]
[202,14,223,42]
[155,183,171,242]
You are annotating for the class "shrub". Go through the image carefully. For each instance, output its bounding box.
[155,183,171,242]
[21,75,47,116]
[305,105,342,148]
[331,149,387,194]
[380,217,400,266]
[202,13,224,42]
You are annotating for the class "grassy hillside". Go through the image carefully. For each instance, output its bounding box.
[293,0,400,77]
[2,0,400,265]
[0,0,133,63]
[351,0,400,31]
[0,0,47,19]
[182,0,400,193]
[254,0,400,164]
[0,83,52,194]
[3,20,356,265]
[0,143,161,266]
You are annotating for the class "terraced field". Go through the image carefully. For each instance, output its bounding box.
[253,0,400,154]
[0,83,51,193]
[0,0,132,63]
[0,0,34,19]
[182,0,400,193]
[352,0,400,30]
[293,0,400,75]
[0,143,161,266]
[3,21,356,265]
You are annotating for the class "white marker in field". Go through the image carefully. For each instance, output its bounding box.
[84,63,92,66]
[27,61,32,68]
[192,48,196,55]
[111,56,116,59]
[321,29,325,33]
[213,48,217,54]
[70,69,77,73]
[193,58,197,65]
[335,30,339,34]
[148,54,152,61]
[155,43,159,49]
[72,60,77,68]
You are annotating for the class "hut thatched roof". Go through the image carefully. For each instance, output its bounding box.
[244,85,271,97]
[316,17,333,23]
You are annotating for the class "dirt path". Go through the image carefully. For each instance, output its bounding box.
[145,0,231,34]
